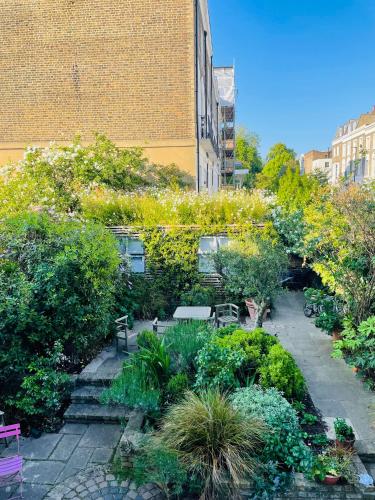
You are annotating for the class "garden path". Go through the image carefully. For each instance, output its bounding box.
[252,291,375,456]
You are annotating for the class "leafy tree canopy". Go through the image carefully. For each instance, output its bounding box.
[235,128,263,188]
[256,143,299,193]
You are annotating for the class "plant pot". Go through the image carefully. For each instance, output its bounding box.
[323,475,340,485]
[30,427,42,439]
[335,438,355,451]
[352,367,359,374]
[245,299,257,320]
[332,330,343,342]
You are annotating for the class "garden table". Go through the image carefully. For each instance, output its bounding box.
[173,306,212,322]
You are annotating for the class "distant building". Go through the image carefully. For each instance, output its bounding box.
[0,0,233,193]
[214,67,236,185]
[331,107,375,184]
[300,150,332,180]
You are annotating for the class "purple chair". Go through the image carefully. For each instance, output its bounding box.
[0,424,23,499]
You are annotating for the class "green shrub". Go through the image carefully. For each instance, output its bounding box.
[231,386,313,473]
[101,365,161,413]
[159,391,265,499]
[215,328,278,369]
[180,284,217,307]
[259,344,305,400]
[103,335,171,413]
[136,330,160,350]
[195,341,246,390]
[132,437,188,498]
[164,321,213,374]
[0,213,124,423]
[9,343,70,430]
[332,316,375,387]
[164,373,190,404]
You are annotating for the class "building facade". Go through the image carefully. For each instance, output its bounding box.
[300,150,332,181]
[0,0,226,192]
[301,150,331,176]
[214,67,236,185]
[331,107,375,184]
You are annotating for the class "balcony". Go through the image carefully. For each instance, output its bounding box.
[200,116,220,158]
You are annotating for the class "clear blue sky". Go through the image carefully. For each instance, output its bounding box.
[209,0,375,158]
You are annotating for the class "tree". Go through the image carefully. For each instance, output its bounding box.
[214,236,288,326]
[304,184,375,324]
[277,166,320,213]
[235,128,263,188]
[256,143,299,193]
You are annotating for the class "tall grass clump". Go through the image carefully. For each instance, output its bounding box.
[163,321,213,373]
[159,391,265,499]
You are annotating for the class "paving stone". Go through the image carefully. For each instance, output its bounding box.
[57,465,82,482]
[23,459,65,485]
[66,447,93,468]
[60,423,89,435]
[14,482,49,500]
[20,432,62,460]
[80,424,122,448]
[50,433,82,461]
[89,447,114,464]
[106,474,116,481]
[273,292,375,446]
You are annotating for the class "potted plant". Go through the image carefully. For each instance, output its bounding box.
[245,298,257,320]
[313,447,354,485]
[315,308,343,338]
[334,418,355,450]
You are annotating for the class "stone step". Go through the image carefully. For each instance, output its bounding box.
[64,403,129,424]
[75,371,119,387]
[71,385,106,404]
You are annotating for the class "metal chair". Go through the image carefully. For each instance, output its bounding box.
[214,303,240,328]
[115,315,128,353]
[0,423,23,499]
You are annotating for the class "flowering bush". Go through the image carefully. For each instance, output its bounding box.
[82,187,272,227]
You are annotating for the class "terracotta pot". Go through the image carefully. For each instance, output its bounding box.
[245,299,257,320]
[332,330,343,342]
[323,475,340,485]
[335,438,355,451]
[352,366,359,374]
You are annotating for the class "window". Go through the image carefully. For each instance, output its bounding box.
[198,236,231,273]
[118,237,145,273]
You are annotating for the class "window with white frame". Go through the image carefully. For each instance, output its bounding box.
[118,237,145,273]
[198,236,231,273]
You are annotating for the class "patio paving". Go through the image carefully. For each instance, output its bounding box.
[249,291,375,454]
[0,423,123,499]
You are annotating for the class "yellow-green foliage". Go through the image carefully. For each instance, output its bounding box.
[81,188,271,227]
[259,344,305,400]
[215,328,278,368]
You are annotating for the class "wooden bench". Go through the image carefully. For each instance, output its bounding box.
[215,303,240,328]
[115,315,128,353]
[152,318,176,334]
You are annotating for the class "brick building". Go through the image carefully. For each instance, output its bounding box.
[0,0,228,192]
[300,150,332,179]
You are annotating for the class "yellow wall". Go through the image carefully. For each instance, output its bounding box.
[0,0,196,174]
[0,139,197,177]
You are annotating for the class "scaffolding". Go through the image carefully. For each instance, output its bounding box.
[214,66,236,186]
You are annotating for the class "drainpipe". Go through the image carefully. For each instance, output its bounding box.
[195,0,200,193]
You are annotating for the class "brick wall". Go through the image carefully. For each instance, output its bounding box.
[0,0,195,146]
